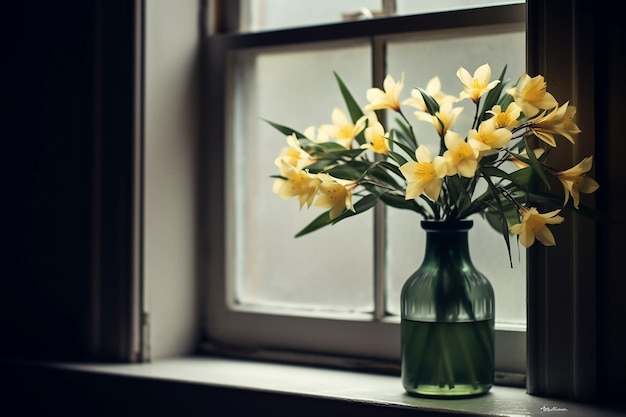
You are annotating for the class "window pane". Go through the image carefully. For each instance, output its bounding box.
[396,0,524,16]
[383,25,527,329]
[239,0,383,32]
[230,41,375,314]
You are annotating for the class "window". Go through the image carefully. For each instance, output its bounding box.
[204,1,526,379]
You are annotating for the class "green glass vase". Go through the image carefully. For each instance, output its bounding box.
[401,220,495,398]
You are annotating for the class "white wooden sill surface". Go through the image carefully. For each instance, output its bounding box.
[38,356,623,417]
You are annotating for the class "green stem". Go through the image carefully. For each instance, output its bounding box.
[477,321,495,364]
[455,327,478,389]
[405,322,431,389]
[437,327,455,389]
[398,110,418,148]
[471,101,481,130]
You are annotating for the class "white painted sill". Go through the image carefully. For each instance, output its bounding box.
[28,356,625,417]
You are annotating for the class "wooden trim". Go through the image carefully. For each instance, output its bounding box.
[90,0,146,362]
[526,0,597,401]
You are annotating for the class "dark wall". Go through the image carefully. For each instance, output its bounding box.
[3,1,96,360]
[595,3,626,403]
[1,1,137,361]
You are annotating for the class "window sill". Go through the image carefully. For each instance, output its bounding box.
[3,356,623,417]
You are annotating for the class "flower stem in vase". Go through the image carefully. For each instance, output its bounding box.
[437,326,456,388]
[402,319,494,397]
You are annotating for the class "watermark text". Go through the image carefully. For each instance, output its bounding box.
[540,405,568,413]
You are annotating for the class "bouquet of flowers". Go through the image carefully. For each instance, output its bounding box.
[267,63,599,261]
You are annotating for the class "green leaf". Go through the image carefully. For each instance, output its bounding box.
[262,119,306,139]
[309,141,366,160]
[367,165,404,190]
[388,150,409,166]
[379,193,428,216]
[480,166,527,186]
[340,149,368,159]
[333,71,366,146]
[391,139,417,161]
[497,92,515,111]
[300,160,334,174]
[378,160,404,178]
[445,175,472,215]
[478,65,508,122]
[483,202,519,234]
[507,166,536,188]
[481,173,513,267]
[294,194,382,237]
[295,211,333,238]
[333,72,365,123]
[524,190,563,206]
[478,152,499,166]
[419,195,440,219]
[312,141,347,152]
[331,193,379,224]
[523,138,551,190]
[393,118,418,148]
[325,162,370,181]
[509,138,526,153]
[418,88,440,115]
[321,149,367,160]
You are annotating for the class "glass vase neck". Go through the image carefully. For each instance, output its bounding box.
[421,219,473,232]
[420,220,473,266]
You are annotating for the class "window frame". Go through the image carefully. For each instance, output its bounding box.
[202,3,527,380]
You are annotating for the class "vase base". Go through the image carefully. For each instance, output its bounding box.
[404,383,492,399]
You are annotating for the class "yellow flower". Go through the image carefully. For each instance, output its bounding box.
[414,101,463,135]
[319,108,367,149]
[274,134,314,170]
[509,207,564,248]
[487,102,522,129]
[443,131,479,178]
[560,104,582,140]
[505,73,558,117]
[303,125,330,144]
[400,145,447,201]
[402,76,456,111]
[314,173,356,220]
[361,113,390,155]
[555,156,600,208]
[468,118,513,154]
[456,64,500,103]
[529,102,581,147]
[272,161,321,209]
[364,73,404,112]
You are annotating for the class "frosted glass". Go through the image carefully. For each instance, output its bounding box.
[383,26,527,328]
[396,0,524,16]
[240,0,382,32]
[239,1,525,32]
[230,41,375,313]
